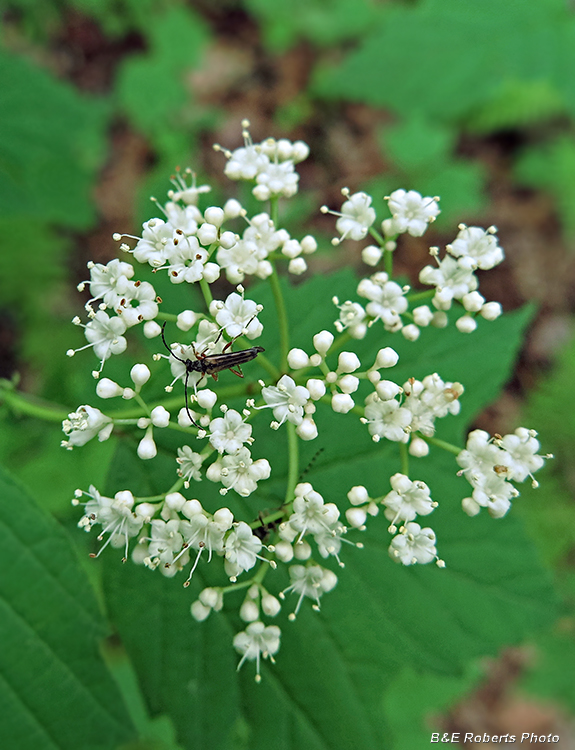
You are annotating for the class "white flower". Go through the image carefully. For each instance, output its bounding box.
[382,474,436,525]
[116,281,159,327]
[216,239,259,283]
[77,486,143,559]
[233,621,281,681]
[208,447,271,497]
[167,168,211,206]
[224,521,263,574]
[499,428,545,482]
[281,564,338,616]
[357,273,408,330]
[389,522,437,565]
[148,519,184,568]
[164,202,202,232]
[386,189,440,237]
[253,160,299,200]
[176,446,203,485]
[403,374,463,437]
[260,375,310,427]
[62,405,113,448]
[419,255,478,304]
[80,310,127,363]
[330,191,376,243]
[447,225,504,270]
[224,145,270,181]
[208,409,252,454]
[161,236,208,284]
[213,292,262,339]
[363,395,411,442]
[86,259,134,309]
[133,218,174,267]
[288,484,339,537]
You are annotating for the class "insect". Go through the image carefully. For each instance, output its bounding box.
[161,321,264,428]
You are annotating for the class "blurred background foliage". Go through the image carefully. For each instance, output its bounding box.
[1,0,575,748]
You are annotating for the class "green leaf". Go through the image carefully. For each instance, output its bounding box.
[313,0,575,127]
[0,51,108,228]
[97,268,555,750]
[0,466,135,749]
[115,6,209,140]
[515,136,575,240]
[245,0,384,52]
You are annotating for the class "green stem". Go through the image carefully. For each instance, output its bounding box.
[384,248,393,277]
[399,441,409,475]
[407,289,435,303]
[0,385,68,422]
[199,277,213,309]
[268,263,290,372]
[369,227,385,246]
[285,421,299,504]
[421,434,461,456]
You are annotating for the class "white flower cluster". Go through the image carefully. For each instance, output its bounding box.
[322,189,505,341]
[62,124,548,681]
[457,428,549,518]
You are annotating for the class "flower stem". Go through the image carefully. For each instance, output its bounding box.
[407,289,435,303]
[421,434,461,456]
[0,383,68,422]
[285,421,299,504]
[199,277,213,309]
[399,441,409,475]
[268,261,290,372]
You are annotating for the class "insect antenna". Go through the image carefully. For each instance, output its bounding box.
[161,321,187,365]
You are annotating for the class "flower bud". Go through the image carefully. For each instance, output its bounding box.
[409,437,430,457]
[480,301,503,321]
[96,378,123,399]
[199,587,221,609]
[306,378,326,400]
[288,257,307,275]
[376,380,401,400]
[223,198,243,219]
[130,364,151,386]
[301,235,317,254]
[202,262,220,283]
[375,347,399,369]
[197,389,217,409]
[413,305,433,327]
[239,599,260,623]
[287,348,310,369]
[282,239,302,259]
[137,430,157,460]
[331,393,355,413]
[219,230,237,249]
[338,374,359,394]
[203,206,224,227]
[296,417,318,441]
[213,507,234,528]
[462,291,485,312]
[191,600,211,622]
[456,315,477,333]
[402,324,420,341]
[294,540,312,560]
[261,593,281,617]
[176,310,198,331]
[462,497,481,516]
[143,320,162,338]
[337,351,361,373]
[313,330,334,355]
[165,492,186,511]
[273,540,294,562]
[135,502,156,521]
[151,405,170,427]
[346,507,367,528]
[361,244,383,266]
[431,311,448,328]
[347,485,369,505]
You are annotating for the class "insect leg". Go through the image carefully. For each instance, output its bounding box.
[184,368,200,428]
[228,366,244,378]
